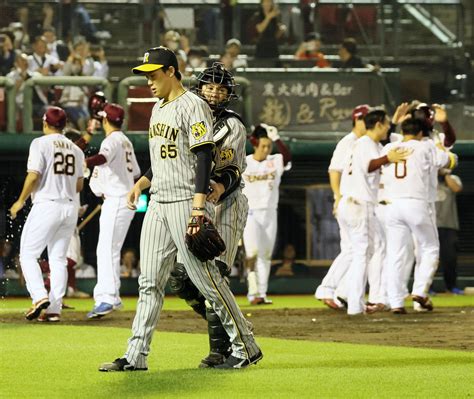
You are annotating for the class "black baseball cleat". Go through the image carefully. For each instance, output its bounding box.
[412,295,434,311]
[214,350,263,370]
[198,352,227,368]
[99,358,148,372]
[25,298,50,320]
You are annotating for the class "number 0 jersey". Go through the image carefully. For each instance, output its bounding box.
[382,139,449,200]
[148,90,214,202]
[27,133,84,203]
[90,130,140,198]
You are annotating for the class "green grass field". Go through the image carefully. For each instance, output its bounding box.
[1,295,473,398]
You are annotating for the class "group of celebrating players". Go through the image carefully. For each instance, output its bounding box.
[315,101,458,315]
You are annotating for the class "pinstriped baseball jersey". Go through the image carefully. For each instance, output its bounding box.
[213,116,249,267]
[148,91,214,202]
[213,117,247,178]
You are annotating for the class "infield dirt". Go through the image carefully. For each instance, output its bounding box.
[2,307,473,351]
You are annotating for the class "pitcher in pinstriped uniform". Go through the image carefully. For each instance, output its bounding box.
[99,48,262,372]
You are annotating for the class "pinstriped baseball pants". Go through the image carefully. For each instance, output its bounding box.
[215,190,249,268]
[124,198,260,368]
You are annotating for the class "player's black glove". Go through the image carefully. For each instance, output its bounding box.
[185,215,226,262]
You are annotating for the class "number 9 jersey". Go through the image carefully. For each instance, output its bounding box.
[27,133,85,203]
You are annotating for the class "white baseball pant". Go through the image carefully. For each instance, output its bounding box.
[20,200,77,314]
[385,199,439,309]
[243,208,278,301]
[93,196,135,306]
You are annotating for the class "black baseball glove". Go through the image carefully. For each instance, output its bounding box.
[185,215,226,262]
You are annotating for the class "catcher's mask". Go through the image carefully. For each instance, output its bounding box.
[196,62,238,110]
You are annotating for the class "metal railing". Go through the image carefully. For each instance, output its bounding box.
[0,77,16,133]
[22,76,112,133]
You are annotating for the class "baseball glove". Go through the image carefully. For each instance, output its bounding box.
[185,215,226,262]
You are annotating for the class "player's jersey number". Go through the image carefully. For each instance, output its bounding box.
[54,152,75,175]
[395,160,407,179]
[160,144,177,159]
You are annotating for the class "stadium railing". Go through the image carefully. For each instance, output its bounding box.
[22,76,112,133]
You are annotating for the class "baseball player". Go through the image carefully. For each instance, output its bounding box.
[382,117,455,313]
[99,47,262,372]
[242,124,292,305]
[315,104,369,309]
[166,62,250,368]
[84,103,141,318]
[337,109,411,315]
[9,106,84,321]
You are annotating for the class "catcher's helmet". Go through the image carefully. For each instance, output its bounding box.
[196,62,238,109]
[88,91,107,121]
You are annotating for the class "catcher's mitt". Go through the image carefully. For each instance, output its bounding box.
[185,215,226,262]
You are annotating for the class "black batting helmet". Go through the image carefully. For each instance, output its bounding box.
[195,62,238,109]
[88,91,107,121]
[412,103,435,136]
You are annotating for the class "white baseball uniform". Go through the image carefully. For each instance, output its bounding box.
[337,135,382,314]
[20,133,84,314]
[242,152,290,301]
[89,130,140,307]
[382,139,449,308]
[315,131,357,301]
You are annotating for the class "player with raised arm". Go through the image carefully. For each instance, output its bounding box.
[10,107,84,321]
[382,116,456,313]
[83,103,141,318]
[242,123,292,305]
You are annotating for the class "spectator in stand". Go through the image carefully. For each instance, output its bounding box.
[436,170,463,294]
[162,30,188,64]
[7,51,30,111]
[271,244,309,277]
[294,32,330,68]
[60,39,94,129]
[220,38,247,71]
[42,27,69,62]
[90,44,109,78]
[253,0,286,65]
[0,31,15,76]
[27,35,61,76]
[186,46,208,70]
[120,248,140,278]
[63,38,94,77]
[338,38,364,68]
[9,22,30,52]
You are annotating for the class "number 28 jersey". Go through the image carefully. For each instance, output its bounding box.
[27,133,84,203]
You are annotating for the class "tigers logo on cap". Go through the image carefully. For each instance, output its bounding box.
[143,52,149,63]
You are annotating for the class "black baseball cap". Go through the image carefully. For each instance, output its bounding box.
[132,46,179,75]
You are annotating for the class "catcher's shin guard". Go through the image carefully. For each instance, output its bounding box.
[199,303,231,368]
[169,263,206,319]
